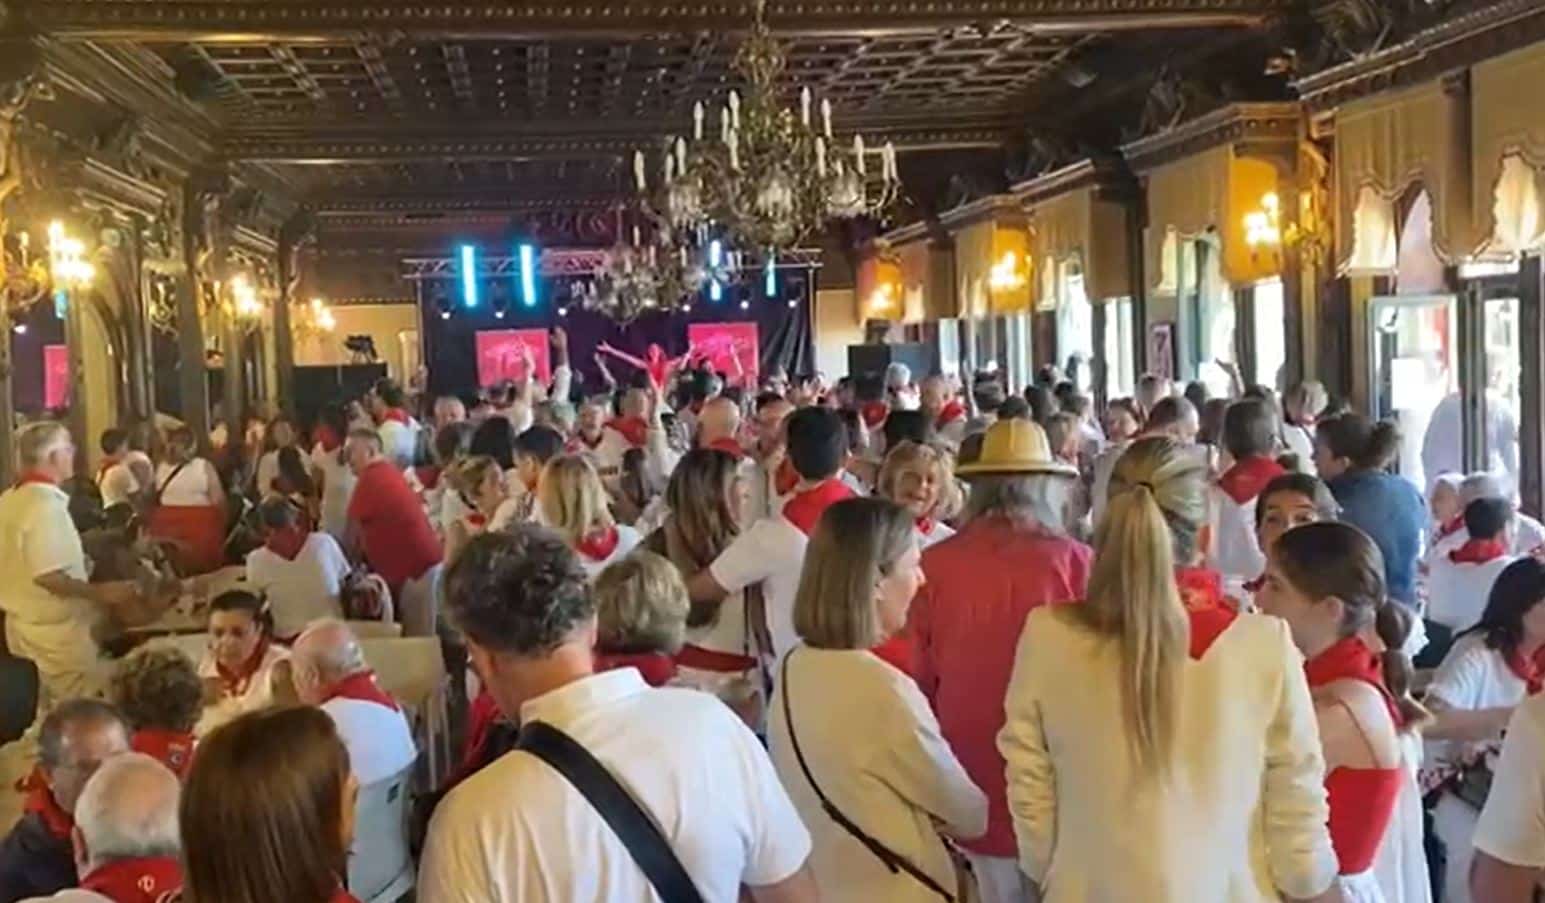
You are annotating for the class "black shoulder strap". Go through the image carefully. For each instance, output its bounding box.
[152,460,191,507]
[517,721,705,903]
[779,653,955,901]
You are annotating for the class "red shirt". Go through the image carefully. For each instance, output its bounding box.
[346,459,442,590]
[907,517,1092,856]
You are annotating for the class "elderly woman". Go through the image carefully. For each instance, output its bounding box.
[905,419,1092,902]
[592,551,690,687]
[770,497,986,902]
[109,645,203,779]
[146,425,228,575]
[195,589,290,736]
[537,454,641,578]
[442,455,510,564]
[876,441,961,550]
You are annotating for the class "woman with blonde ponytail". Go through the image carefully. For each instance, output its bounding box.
[999,436,1343,902]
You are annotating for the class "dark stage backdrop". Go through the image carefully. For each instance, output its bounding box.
[422,269,817,400]
[8,299,67,414]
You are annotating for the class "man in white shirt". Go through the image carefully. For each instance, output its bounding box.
[1472,693,1545,901]
[420,525,815,903]
[1426,497,1517,638]
[291,619,415,786]
[93,429,143,511]
[370,378,421,468]
[0,423,140,717]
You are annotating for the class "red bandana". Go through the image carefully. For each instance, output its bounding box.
[703,437,745,459]
[330,888,362,903]
[97,455,122,481]
[773,456,799,496]
[595,651,678,687]
[380,408,411,426]
[81,856,182,903]
[14,470,57,489]
[860,401,890,429]
[782,480,857,535]
[871,634,916,676]
[1435,513,1466,542]
[1217,456,1287,506]
[607,417,650,448]
[18,768,72,839]
[1176,567,1238,660]
[1305,634,1403,725]
[216,640,271,698]
[264,524,309,561]
[1450,538,1508,565]
[320,670,400,711]
[934,399,966,429]
[415,465,442,491]
[132,728,196,779]
[915,516,936,537]
[575,526,621,562]
[1505,644,1545,694]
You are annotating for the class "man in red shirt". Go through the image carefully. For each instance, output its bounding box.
[907,418,1092,903]
[345,429,443,637]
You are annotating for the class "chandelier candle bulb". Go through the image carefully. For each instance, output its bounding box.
[728,130,740,171]
[632,226,640,248]
[800,87,811,126]
[728,90,741,130]
[821,99,832,138]
[675,137,688,174]
[816,137,827,178]
[854,135,866,176]
[634,151,646,192]
[693,102,705,141]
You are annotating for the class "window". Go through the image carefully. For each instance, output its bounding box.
[1252,279,1286,390]
[1103,297,1136,399]
[1055,261,1095,393]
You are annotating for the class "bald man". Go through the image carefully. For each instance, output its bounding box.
[696,397,744,458]
[23,752,184,903]
[291,619,416,786]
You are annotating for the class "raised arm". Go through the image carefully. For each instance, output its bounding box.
[596,341,648,371]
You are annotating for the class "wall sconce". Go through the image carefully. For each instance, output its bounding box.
[227,273,264,328]
[866,282,898,318]
[1243,192,1283,251]
[988,250,1027,291]
[47,221,94,291]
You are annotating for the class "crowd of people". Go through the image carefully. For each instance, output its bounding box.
[2,328,1545,903]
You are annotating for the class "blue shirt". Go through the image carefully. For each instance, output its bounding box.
[1327,470,1428,604]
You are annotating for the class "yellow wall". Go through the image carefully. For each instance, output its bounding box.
[813,288,862,379]
[294,303,422,382]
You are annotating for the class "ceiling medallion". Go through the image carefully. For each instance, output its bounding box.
[633,0,899,263]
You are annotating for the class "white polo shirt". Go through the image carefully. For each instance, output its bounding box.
[709,516,809,662]
[417,669,811,903]
[0,482,97,676]
[321,695,417,786]
[244,532,352,639]
[1425,553,1518,632]
[1474,693,1545,868]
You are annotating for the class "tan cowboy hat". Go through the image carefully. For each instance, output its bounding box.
[956,419,1078,477]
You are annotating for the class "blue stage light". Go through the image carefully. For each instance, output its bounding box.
[764,257,777,298]
[709,240,723,302]
[459,245,479,308]
[519,244,538,308]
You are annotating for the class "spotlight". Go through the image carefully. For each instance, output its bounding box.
[557,306,568,317]
[787,298,797,308]
[490,281,510,320]
[739,300,750,311]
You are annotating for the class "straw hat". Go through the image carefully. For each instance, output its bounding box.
[956,419,1078,478]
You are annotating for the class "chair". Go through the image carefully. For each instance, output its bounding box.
[361,638,448,786]
[347,763,415,903]
[346,621,404,640]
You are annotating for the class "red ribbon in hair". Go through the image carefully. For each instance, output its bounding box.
[1304,634,1403,726]
[606,417,650,448]
[320,670,400,711]
[1449,538,1508,565]
[782,480,856,535]
[80,856,182,903]
[575,526,621,562]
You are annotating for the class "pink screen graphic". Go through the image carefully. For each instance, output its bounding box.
[688,322,759,384]
[43,345,69,409]
[476,329,551,386]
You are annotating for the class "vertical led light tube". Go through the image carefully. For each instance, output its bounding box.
[708,240,723,302]
[459,245,479,308]
[764,256,777,298]
[519,243,538,308]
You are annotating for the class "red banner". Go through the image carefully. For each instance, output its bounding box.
[43,345,69,409]
[688,322,759,385]
[476,329,551,386]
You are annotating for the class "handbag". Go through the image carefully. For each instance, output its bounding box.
[779,652,963,901]
[517,720,705,903]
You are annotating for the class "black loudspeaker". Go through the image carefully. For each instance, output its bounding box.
[293,364,388,426]
[846,343,935,387]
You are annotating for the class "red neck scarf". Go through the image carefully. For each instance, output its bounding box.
[330,887,362,903]
[915,515,937,537]
[14,470,57,489]
[131,728,196,778]
[1176,566,1238,659]
[1450,538,1508,564]
[576,525,621,562]
[1243,574,1265,594]
[860,401,890,429]
[572,430,605,451]
[934,399,966,429]
[702,436,745,459]
[607,416,649,448]
[1305,634,1402,725]
[415,465,442,491]
[380,408,411,426]
[18,768,72,839]
[1217,455,1287,505]
[264,524,309,561]
[81,856,182,903]
[320,670,400,711]
[782,479,856,535]
[314,424,342,453]
[773,456,799,496]
[1435,513,1466,542]
[595,651,678,687]
[97,455,122,480]
[1506,644,1545,694]
[216,640,271,698]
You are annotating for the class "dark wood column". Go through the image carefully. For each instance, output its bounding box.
[1519,255,1544,517]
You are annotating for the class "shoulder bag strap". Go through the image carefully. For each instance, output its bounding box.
[778,653,955,901]
[517,721,705,903]
[151,461,191,508]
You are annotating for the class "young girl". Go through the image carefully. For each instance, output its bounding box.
[1256,521,1430,903]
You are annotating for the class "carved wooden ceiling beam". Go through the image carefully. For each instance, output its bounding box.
[26,1,1288,42]
[313,192,618,214]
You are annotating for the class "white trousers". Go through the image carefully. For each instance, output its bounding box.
[398,564,443,638]
[964,853,1039,903]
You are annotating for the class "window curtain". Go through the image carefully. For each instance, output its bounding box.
[1144,146,1280,290]
[1028,187,1131,304]
[1473,43,1545,256]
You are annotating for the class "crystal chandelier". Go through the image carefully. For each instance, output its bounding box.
[632,0,901,261]
[571,224,739,324]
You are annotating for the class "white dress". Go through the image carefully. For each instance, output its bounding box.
[769,648,987,903]
[998,606,1339,902]
[1371,731,1432,903]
